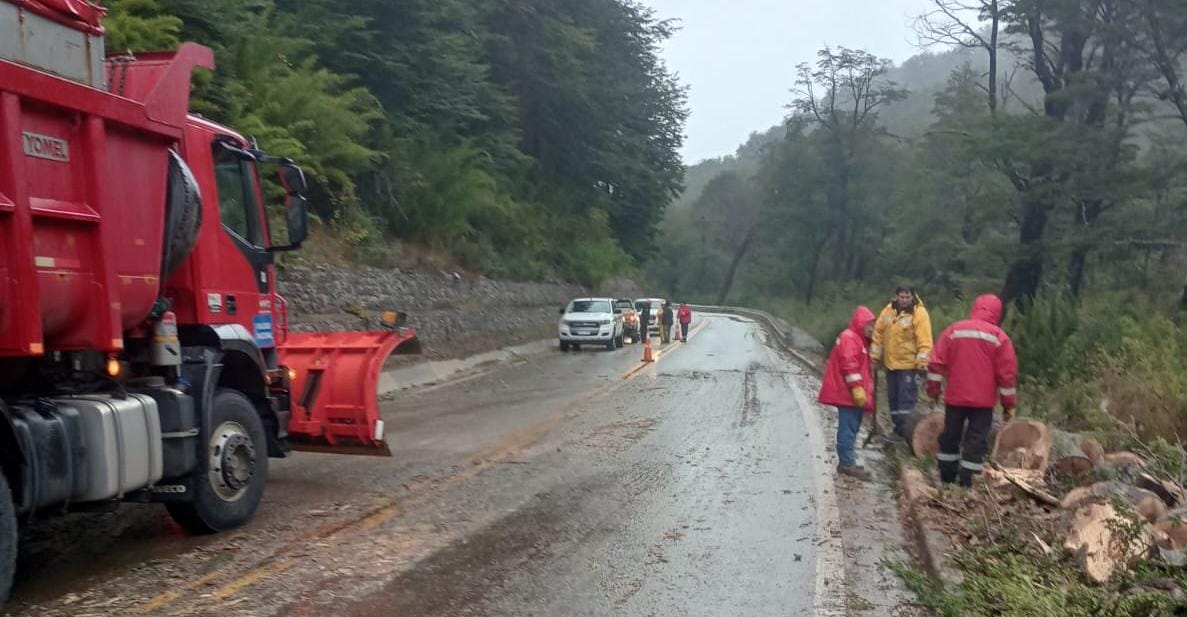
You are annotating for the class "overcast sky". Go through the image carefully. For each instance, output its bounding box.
[645,0,938,163]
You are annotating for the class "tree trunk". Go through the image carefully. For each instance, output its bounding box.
[715,225,758,305]
[988,0,999,113]
[1068,246,1088,298]
[1178,279,1187,321]
[804,234,830,304]
[1001,192,1049,310]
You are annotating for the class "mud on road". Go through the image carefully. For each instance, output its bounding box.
[5,315,912,616]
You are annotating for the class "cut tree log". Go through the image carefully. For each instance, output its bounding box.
[1099,452,1146,483]
[990,462,1059,506]
[1052,456,1095,483]
[1051,429,1090,461]
[1064,502,1156,584]
[1081,437,1105,464]
[1137,473,1186,508]
[1155,515,1187,551]
[992,420,1052,471]
[1059,481,1167,524]
[1103,451,1145,467]
[906,411,946,458]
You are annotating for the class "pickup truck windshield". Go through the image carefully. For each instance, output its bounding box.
[569,300,611,314]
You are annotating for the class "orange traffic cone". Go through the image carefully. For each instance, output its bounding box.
[642,335,654,363]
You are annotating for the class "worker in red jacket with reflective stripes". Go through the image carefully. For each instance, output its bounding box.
[926,294,1018,487]
[819,306,877,481]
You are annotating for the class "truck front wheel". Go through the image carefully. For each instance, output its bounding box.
[0,471,15,608]
[167,389,268,534]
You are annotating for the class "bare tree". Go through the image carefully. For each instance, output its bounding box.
[791,47,907,282]
[915,0,1006,113]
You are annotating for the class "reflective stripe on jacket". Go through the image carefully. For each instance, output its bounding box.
[870,299,934,371]
[819,306,876,412]
[926,295,1018,409]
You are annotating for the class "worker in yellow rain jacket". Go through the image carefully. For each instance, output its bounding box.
[870,286,934,442]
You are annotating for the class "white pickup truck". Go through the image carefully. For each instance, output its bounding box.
[558,298,625,351]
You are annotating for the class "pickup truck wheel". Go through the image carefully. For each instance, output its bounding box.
[605,338,616,351]
[167,389,268,534]
[559,341,570,352]
[615,334,624,349]
[0,472,15,609]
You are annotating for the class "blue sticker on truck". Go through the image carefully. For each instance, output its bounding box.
[253,314,275,348]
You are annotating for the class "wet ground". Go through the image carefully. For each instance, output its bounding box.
[4,315,909,616]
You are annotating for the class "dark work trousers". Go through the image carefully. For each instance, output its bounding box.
[680,322,689,341]
[936,405,994,487]
[886,370,919,437]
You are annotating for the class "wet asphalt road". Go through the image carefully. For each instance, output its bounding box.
[5,314,840,616]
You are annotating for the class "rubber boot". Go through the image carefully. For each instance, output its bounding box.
[938,459,959,485]
[958,468,979,488]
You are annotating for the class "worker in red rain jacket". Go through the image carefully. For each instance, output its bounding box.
[818,306,877,481]
[677,303,692,342]
[926,294,1018,487]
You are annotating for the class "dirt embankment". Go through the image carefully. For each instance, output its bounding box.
[280,266,586,360]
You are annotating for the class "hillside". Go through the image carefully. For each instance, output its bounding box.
[673,43,1036,208]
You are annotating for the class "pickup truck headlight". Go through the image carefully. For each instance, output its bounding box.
[598,319,612,325]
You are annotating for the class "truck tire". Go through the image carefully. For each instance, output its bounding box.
[166,389,267,534]
[160,150,203,279]
[0,471,15,609]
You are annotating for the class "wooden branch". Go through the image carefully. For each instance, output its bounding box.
[989,461,1060,506]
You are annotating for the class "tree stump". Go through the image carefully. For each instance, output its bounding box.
[905,411,946,458]
[992,420,1052,470]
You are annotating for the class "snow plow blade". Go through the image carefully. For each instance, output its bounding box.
[279,330,420,456]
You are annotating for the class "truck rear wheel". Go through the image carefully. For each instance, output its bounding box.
[167,389,267,534]
[0,472,15,608]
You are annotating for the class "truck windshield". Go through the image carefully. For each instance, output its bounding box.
[213,145,264,246]
[568,300,610,314]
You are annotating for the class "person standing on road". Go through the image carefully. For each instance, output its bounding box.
[639,302,652,343]
[870,286,934,442]
[661,301,674,345]
[926,294,1018,488]
[677,303,692,342]
[818,306,877,481]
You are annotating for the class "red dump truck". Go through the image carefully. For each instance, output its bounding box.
[0,1,420,606]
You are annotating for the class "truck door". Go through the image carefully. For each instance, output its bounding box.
[208,140,276,353]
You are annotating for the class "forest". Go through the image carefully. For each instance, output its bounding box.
[648,0,1187,437]
[103,0,687,285]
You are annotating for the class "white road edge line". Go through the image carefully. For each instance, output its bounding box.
[780,351,847,616]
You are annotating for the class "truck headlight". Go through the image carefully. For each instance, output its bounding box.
[598,319,612,325]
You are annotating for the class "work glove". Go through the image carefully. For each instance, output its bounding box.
[1003,407,1016,422]
[925,380,942,402]
[850,386,868,408]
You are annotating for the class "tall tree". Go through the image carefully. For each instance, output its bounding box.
[791,47,908,282]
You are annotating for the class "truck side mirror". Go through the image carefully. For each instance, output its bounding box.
[270,163,309,252]
[279,163,308,195]
[285,193,309,248]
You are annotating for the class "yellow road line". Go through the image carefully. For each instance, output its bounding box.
[211,559,295,600]
[133,569,225,615]
[620,319,710,380]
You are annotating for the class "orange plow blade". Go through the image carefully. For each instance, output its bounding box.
[279,330,418,456]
